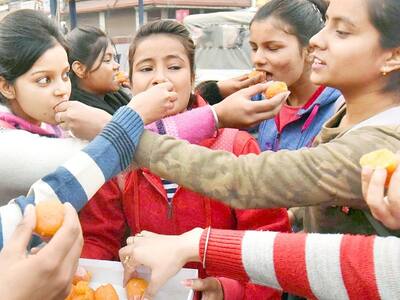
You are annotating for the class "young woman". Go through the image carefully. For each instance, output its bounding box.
[66,26,130,115]
[199,0,341,152]
[0,12,227,204]
[115,1,400,296]
[79,20,290,300]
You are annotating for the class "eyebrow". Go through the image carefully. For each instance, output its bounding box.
[30,65,70,76]
[327,15,357,29]
[135,54,186,65]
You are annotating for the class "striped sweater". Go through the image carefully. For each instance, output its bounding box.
[200,229,400,299]
[0,104,216,248]
[0,106,143,247]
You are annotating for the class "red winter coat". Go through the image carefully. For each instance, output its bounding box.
[80,98,290,300]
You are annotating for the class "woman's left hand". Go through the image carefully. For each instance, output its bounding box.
[54,101,112,140]
[119,228,203,299]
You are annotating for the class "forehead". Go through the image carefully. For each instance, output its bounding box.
[250,17,300,44]
[133,34,189,61]
[30,44,69,70]
[327,0,371,26]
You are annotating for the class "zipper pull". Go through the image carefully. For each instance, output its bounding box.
[167,203,173,219]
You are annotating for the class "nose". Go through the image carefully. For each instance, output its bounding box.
[310,27,326,50]
[151,68,168,86]
[54,79,70,99]
[113,60,120,71]
[252,48,267,68]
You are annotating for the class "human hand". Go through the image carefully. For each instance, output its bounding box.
[214,82,290,128]
[128,82,178,125]
[54,101,112,140]
[182,277,224,300]
[362,156,400,230]
[0,203,83,300]
[119,228,203,299]
[217,73,266,99]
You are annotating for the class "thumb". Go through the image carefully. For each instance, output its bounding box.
[2,204,36,256]
[182,278,210,292]
[241,82,269,98]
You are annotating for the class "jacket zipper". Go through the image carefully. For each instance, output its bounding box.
[167,201,173,219]
[273,132,281,151]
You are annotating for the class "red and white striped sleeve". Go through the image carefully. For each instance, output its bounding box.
[199,229,400,300]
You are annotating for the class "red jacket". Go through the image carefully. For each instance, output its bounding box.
[80,98,290,299]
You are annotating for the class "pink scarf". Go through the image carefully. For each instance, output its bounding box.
[0,112,63,138]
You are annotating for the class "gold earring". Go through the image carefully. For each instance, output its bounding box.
[382,71,387,76]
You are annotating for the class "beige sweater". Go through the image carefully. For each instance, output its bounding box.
[134,109,400,235]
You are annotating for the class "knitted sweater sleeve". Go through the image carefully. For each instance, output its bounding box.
[0,106,144,248]
[145,105,216,144]
[200,229,400,300]
[134,126,400,209]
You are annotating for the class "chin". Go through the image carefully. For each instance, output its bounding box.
[310,73,328,86]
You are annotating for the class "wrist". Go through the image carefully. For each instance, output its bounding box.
[212,104,224,128]
[180,228,203,264]
[127,102,148,125]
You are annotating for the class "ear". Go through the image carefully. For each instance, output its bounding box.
[71,61,88,79]
[381,47,400,74]
[0,76,16,101]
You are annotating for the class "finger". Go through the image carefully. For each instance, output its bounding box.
[143,271,168,300]
[55,112,63,124]
[59,122,69,131]
[167,92,178,102]
[241,82,270,98]
[53,100,71,112]
[158,81,174,92]
[38,202,81,263]
[2,204,36,256]
[361,167,374,200]
[252,91,290,114]
[366,168,389,221]
[234,74,250,81]
[184,278,219,292]
[53,100,69,112]
[238,76,261,89]
[386,165,400,219]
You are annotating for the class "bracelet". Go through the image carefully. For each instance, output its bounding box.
[210,106,220,129]
[202,226,212,269]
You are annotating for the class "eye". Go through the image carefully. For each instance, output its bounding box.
[336,30,350,38]
[62,71,70,81]
[139,66,153,72]
[268,47,279,52]
[37,77,50,85]
[169,65,181,70]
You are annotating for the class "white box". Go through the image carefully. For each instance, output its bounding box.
[79,258,196,300]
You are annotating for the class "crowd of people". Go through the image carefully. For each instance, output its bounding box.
[0,0,400,299]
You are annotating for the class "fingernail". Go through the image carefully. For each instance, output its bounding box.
[181,279,193,287]
[24,204,34,217]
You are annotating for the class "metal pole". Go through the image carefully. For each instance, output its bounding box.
[50,0,57,18]
[69,0,78,29]
[138,0,144,25]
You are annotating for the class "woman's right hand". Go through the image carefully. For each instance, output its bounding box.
[213,82,290,128]
[362,156,400,230]
[128,82,178,125]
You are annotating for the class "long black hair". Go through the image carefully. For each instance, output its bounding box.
[251,0,328,48]
[367,0,400,92]
[0,9,67,103]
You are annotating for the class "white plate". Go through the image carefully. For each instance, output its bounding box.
[79,258,196,300]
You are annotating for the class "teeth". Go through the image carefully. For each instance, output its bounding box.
[314,58,323,64]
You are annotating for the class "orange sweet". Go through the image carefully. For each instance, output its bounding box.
[94,284,119,300]
[115,71,128,84]
[264,81,288,99]
[34,199,64,237]
[359,149,399,187]
[126,278,148,298]
[66,281,95,300]
[248,70,263,79]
